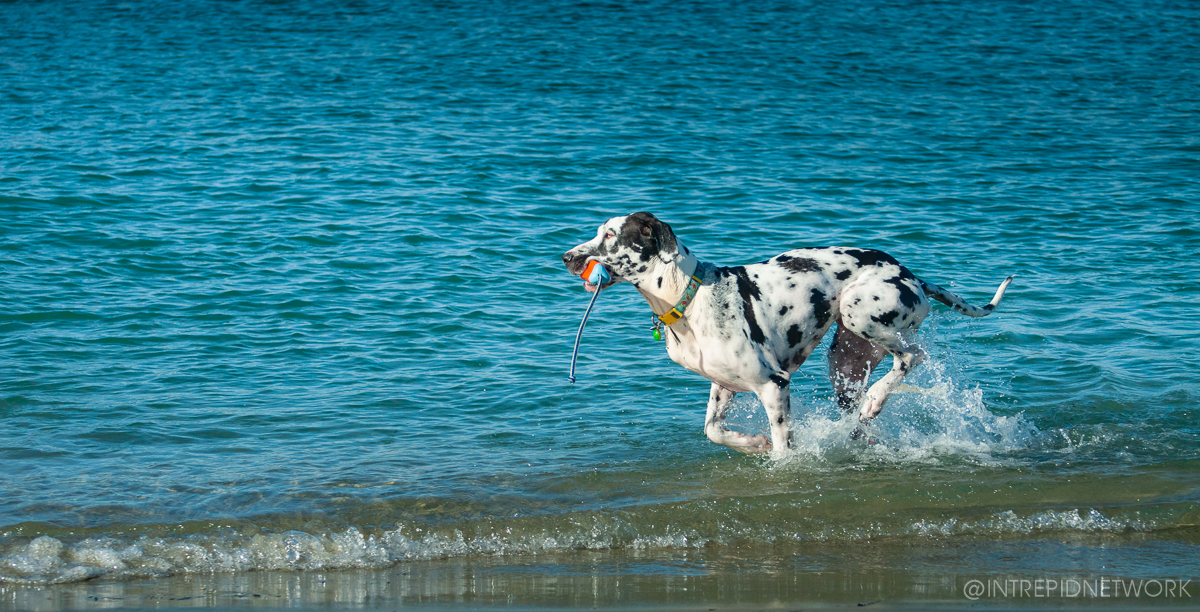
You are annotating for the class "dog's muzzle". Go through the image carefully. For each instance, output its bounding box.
[562,251,588,276]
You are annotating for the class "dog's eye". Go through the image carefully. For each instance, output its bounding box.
[605,231,615,240]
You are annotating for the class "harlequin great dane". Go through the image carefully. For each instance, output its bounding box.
[562,212,1013,457]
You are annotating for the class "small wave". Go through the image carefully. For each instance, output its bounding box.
[0,517,704,587]
[909,508,1149,538]
[0,503,1166,587]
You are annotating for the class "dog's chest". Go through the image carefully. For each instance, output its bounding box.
[657,296,734,384]
[663,325,757,390]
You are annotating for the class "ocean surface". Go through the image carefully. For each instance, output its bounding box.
[2,0,1199,606]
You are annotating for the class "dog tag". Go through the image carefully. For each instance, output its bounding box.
[651,315,664,341]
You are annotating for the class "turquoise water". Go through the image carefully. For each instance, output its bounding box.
[2,0,1199,596]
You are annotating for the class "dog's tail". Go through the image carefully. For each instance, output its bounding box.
[919,275,1015,318]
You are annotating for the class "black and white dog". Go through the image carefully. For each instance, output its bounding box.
[562,212,1013,457]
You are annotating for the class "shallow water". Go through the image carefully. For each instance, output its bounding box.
[2,0,1199,602]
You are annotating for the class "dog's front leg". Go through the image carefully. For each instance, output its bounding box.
[757,375,793,459]
[704,382,770,454]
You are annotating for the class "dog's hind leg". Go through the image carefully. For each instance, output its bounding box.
[704,382,770,454]
[858,337,926,423]
[837,274,931,425]
[827,319,888,414]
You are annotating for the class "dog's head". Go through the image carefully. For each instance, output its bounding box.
[562,212,680,291]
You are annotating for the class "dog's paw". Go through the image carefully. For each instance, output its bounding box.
[737,434,771,454]
[749,434,771,452]
[859,396,885,422]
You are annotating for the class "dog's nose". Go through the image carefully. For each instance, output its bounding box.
[563,251,582,272]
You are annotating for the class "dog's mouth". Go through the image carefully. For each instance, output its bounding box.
[583,279,617,293]
[571,256,618,292]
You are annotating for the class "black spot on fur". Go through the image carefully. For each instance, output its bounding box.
[769,374,788,389]
[657,276,663,288]
[787,324,803,347]
[872,310,901,325]
[732,267,766,344]
[619,212,678,263]
[743,303,766,344]
[730,267,762,301]
[835,269,852,281]
[780,257,822,273]
[873,296,879,301]
[779,305,790,316]
[843,248,901,268]
[884,276,922,309]
[787,349,809,370]
[810,288,831,327]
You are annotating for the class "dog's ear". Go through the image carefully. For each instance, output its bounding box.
[628,212,677,261]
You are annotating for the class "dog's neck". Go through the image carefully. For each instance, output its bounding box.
[635,247,700,318]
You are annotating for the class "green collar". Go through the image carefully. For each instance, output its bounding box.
[656,273,703,325]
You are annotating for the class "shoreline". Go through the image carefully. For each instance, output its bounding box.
[4,537,1197,611]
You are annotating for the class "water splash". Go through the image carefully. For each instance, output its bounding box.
[740,346,1042,467]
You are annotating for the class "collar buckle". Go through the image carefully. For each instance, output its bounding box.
[656,273,703,326]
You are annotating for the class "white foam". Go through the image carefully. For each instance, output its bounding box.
[910,508,1148,537]
[0,518,718,586]
[6,536,64,577]
[1,536,106,584]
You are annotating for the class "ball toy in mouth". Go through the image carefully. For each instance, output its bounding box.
[581,260,610,290]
